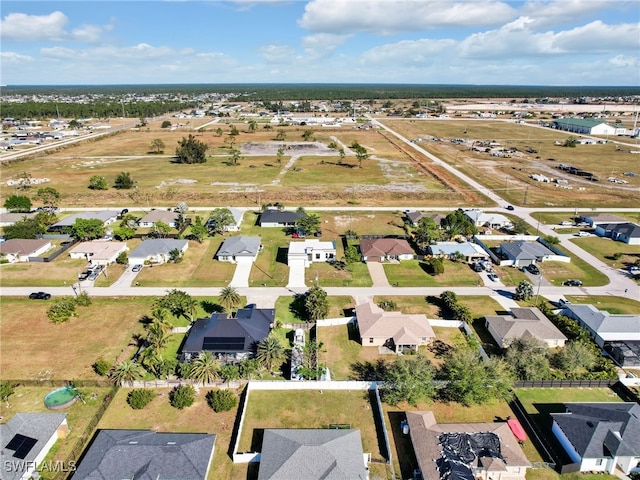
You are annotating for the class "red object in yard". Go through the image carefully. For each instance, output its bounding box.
[507,419,527,442]
[292,233,299,238]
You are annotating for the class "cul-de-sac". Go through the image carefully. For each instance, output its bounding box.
[1,86,640,480]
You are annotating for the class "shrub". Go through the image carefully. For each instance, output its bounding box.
[206,389,237,412]
[169,384,195,409]
[93,358,111,376]
[75,291,92,307]
[127,389,156,409]
[47,297,77,324]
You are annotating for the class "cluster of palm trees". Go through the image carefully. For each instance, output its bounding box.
[109,286,290,387]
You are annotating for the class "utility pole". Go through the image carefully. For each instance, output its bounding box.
[523,185,529,205]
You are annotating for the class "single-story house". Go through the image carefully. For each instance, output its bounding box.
[594,222,640,245]
[552,118,621,136]
[464,209,513,230]
[180,306,274,363]
[288,239,336,268]
[258,209,304,228]
[499,240,557,267]
[70,430,216,480]
[0,212,36,227]
[429,241,489,263]
[257,429,368,480]
[355,302,435,353]
[406,411,531,480]
[225,207,245,232]
[405,211,445,227]
[485,307,567,349]
[138,209,179,228]
[1,412,69,480]
[69,239,127,265]
[551,403,640,475]
[561,303,640,348]
[216,236,261,263]
[359,238,414,262]
[579,213,628,227]
[0,238,52,262]
[49,210,119,231]
[127,239,188,265]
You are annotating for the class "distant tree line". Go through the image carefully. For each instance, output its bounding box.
[0,100,197,120]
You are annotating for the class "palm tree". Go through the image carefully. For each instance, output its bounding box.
[189,351,221,386]
[219,286,241,316]
[110,360,145,386]
[183,296,199,323]
[256,335,288,374]
[146,320,171,352]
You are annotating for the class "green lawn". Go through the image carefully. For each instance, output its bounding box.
[305,261,373,287]
[572,236,640,270]
[563,295,640,314]
[274,295,354,324]
[238,390,387,463]
[383,260,478,286]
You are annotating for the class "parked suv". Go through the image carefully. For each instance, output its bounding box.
[563,279,583,287]
[525,264,540,275]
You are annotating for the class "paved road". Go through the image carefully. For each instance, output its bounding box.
[2,119,639,307]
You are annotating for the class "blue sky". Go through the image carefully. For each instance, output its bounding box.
[1,0,639,86]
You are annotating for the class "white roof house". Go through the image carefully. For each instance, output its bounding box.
[464,209,513,229]
[288,239,336,268]
[429,242,489,263]
[224,207,245,232]
[69,239,128,265]
[562,304,640,347]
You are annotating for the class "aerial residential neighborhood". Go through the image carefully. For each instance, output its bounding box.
[1,2,640,480]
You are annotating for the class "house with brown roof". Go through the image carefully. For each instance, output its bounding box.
[406,411,531,480]
[355,302,435,353]
[485,307,567,349]
[0,238,52,262]
[359,238,414,263]
[138,209,179,228]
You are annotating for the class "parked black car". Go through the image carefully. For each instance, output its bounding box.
[29,291,51,300]
[563,279,583,287]
[526,264,540,275]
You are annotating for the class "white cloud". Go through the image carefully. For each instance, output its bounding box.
[457,17,639,59]
[258,44,297,63]
[360,38,456,66]
[1,11,69,41]
[609,54,638,68]
[299,0,516,34]
[302,33,351,59]
[0,51,34,63]
[520,0,616,29]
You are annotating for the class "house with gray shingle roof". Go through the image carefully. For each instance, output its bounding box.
[595,222,640,245]
[70,429,216,480]
[216,236,261,263]
[464,209,513,230]
[257,429,368,480]
[49,211,119,231]
[551,403,640,475]
[485,307,567,348]
[499,240,558,267]
[258,209,304,228]
[127,238,188,265]
[1,412,69,480]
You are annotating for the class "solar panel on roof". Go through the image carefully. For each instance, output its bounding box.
[5,434,38,459]
[202,336,245,351]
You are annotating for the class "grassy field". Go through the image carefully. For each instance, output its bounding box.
[0,297,153,379]
[382,119,640,208]
[572,236,640,270]
[134,237,237,287]
[383,259,479,286]
[0,385,115,479]
[237,389,386,462]
[515,387,623,466]
[563,295,640,314]
[274,295,354,324]
[98,386,247,480]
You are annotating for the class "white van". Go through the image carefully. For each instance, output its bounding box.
[577,231,590,237]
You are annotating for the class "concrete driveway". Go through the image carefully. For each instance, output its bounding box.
[366,261,390,287]
[287,260,307,288]
[229,258,253,288]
